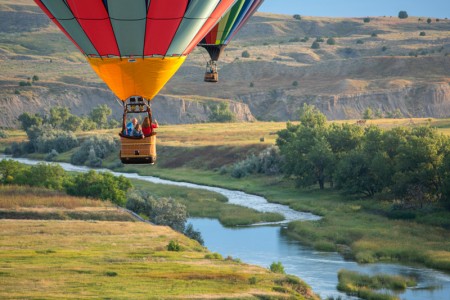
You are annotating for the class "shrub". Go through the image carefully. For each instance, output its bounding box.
[356,39,364,44]
[293,14,301,20]
[208,102,236,123]
[382,46,388,52]
[270,261,285,274]
[19,81,32,87]
[241,50,250,58]
[184,223,204,245]
[231,146,282,178]
[311,41,320,49]
[398,11,408,19]
[14,90,20,95]
[45,149,59,161]
[35,130,78,154]
[0,130,7,139]
[327,37,336,45]
[104,271,118,277]
[249,277,257,285]
[148,197,187,232]
[71,135,119,166]
[363,17,371,23]
[292,81,299,87]
[371,32,378,37]
[419,31,426,36]
[205,253,223,260]
[315,37,324,42]
[427,18,432,24]
[65,170,132,206]
[167,240,181,251]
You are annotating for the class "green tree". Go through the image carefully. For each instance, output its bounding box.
[298,103,327,128]
[241,50,250,58]
[311,41,320,49]
[61,115,83,132]
[0,160,26,184]
[90,104,112,129]
[363,108,373,120]
[16,163,66,190]
[209,102,236,123]
[398,11,408,19]
[32,75,39,82]
[65,171,132,206]
[18,113,43,130]
[327,37,336,45]
[148,197,187,232]
[48,106,71,128]
[270,262,285,274]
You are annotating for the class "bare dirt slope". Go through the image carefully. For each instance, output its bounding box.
[0,1,449,126]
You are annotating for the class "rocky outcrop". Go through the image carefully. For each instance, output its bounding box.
[239,82,450,120]
[0,82,255,128]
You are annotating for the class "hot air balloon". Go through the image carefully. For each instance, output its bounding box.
[199,0,264,82]
[33,0,237,164]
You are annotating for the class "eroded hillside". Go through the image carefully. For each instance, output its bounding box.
[0,0,449,127]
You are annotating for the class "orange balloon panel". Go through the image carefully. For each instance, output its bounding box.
[87,57,186,101]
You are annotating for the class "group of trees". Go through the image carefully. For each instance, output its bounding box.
[18,104,118,133]
[276,104,450,209]
[0,159,203,243]
[0,160,131,205]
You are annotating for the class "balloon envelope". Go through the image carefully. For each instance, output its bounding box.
[199,0,264,61]
[33,0,237,100]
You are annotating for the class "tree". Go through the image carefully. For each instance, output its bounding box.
[419,31,426,36]
[48,106,71,128]
[18,113,43,130]
[16,163,66,190]
[209,102,235,123]
[311,41,320,49]
[363,108,373,120]
[363,17,371,23]
[90,104,112,129]
[427,18,432,24]
[293,14,301,20]
[298,103,327,128]
[65,171,132,206]
[0,160,26,184]
[32,75,39,82]
[398,11,408,19]
[327,37,336,45]
[149,197,187,232]
[61,115,83,132]
[241,50,250,58]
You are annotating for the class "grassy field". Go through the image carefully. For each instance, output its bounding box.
[2,118,450,272]
[0,186,316,300]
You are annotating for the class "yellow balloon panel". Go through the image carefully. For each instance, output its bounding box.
[87,57,186,101]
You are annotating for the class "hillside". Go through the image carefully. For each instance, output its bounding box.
[0,185,316,299]
[0,0,449,127]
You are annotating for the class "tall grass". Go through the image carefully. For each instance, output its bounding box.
[337,269,416,300]
[0,185,109,209]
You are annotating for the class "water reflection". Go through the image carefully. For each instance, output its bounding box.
[189,218,450,300]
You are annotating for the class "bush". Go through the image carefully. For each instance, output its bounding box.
[184,223,204,245]
[327,37,336,45]
[148,197,187,232]
[292,81,299,87]
[363,17,371,23]
[311,41,320,49]
[419,31,426,36]
[208,102,236,123]
[382,46,388,52]
[241,50,250,58]
[205,253,223,260]
[231,146,282,178]
[71,135,119,166]
[398,11,408,19]
[45,149,59,161]
[371,32,378,37]
[270,261,285,274]
[356,39,364,44]
[65,170,132,206]
[293,14,301,20]
[0,130,7,139]
[35,129,78,154]
[427,18,432,24]
[167,240,181,251]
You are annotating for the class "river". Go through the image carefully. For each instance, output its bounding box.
[2,156,450,300]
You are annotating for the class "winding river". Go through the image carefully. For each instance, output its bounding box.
[3,156,450,300]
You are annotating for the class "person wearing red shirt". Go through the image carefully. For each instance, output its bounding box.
[142,117,158,136]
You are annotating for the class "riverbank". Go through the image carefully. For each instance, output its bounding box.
[1,121,449,273]
[0,185,317,300]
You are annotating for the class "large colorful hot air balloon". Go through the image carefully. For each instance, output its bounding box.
[198,0,264,82]
[33,0,237,164]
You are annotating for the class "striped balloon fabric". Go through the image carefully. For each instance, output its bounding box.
[33,0,237,100]
[199,0,264,61]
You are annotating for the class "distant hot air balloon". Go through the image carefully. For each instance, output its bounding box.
[33,0,237,164]
[198,0,264,82]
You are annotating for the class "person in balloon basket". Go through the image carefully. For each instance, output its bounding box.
[142,116,158,136]
[132,124,145,138]
[123,117,138,136]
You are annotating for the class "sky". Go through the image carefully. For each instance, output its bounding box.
[259,0,450,19]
